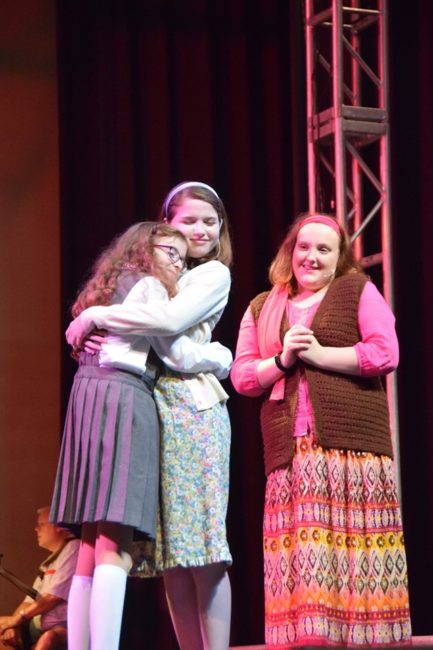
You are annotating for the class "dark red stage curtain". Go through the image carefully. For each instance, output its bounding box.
[57,2,306,646]
[57,0,433,645]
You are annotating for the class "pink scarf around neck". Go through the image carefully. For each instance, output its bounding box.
[257,284,290,400]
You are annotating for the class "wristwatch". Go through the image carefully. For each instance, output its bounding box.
[274,353,290,372]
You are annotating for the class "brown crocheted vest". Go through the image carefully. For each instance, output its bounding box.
[251,273,394,476]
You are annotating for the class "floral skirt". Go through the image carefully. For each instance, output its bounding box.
[149,373,232,570]
[264,434,411,648]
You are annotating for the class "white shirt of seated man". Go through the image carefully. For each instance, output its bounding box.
[0,506,79,649]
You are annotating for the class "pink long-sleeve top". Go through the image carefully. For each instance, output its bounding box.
[230,280,399,437]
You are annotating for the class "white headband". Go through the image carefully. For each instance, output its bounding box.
[164,181,220,218]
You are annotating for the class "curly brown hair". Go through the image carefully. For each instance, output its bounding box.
[269,212,361,296]
[72,222,187,316]
[158,182,233,268]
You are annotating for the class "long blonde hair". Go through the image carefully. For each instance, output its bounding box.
[269,213,361,296]
[72,222,186,316]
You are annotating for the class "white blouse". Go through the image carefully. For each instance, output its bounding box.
[83,262,232,411]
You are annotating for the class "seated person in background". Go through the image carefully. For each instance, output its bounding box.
[0,506,79,650]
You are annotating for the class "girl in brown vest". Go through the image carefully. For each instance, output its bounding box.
[231,214,411,648]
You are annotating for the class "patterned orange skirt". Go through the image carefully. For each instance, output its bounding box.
[264,435,411,647]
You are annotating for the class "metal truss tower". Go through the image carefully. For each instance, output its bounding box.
[304,0,401,476]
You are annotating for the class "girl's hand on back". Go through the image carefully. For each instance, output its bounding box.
[65,311,95,348]
[83,329,107,355]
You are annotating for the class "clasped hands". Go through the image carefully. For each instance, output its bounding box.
[280,324,323,368]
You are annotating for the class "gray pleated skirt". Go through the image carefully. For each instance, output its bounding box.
[50,364,159,539]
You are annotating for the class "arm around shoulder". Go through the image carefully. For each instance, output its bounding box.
[88,262,231,336]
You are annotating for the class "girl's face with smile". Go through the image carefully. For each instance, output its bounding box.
[168,198,221,259]
[292,222,340,294]
[152,235,187,282]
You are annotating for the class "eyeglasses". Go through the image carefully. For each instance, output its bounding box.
[153,244,185,266]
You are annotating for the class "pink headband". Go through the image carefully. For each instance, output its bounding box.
[299,215,342,237]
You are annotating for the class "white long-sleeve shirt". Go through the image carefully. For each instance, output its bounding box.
[85,262,232,410]
[99,273,231,375]
[82,261,230,336]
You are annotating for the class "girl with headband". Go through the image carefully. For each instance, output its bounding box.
[65,182,233,650]
[231,213,411,647]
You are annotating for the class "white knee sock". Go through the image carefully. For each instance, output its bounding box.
[67,574,92,650]
[89,564,127,650]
